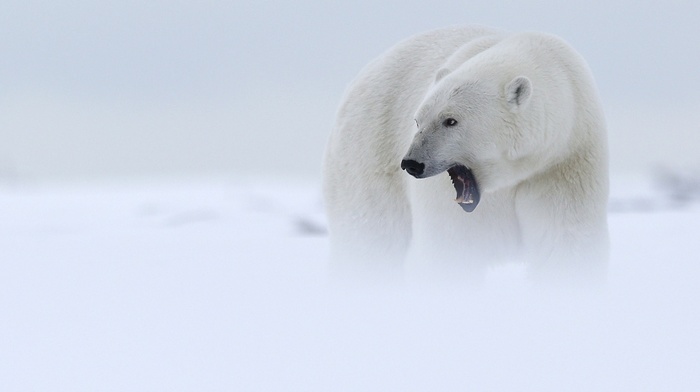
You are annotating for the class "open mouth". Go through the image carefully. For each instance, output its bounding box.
[447,165,480,212]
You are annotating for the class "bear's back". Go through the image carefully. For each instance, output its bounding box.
[349,26,504,100]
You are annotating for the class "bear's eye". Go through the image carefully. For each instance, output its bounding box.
[443,118,458,127]
[415,119,419,128]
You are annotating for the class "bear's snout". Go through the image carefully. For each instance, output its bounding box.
[401,159,425,178]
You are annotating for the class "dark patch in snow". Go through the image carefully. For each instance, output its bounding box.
[653,166,700,205]
[609,166,700,213]
[293,215,328,236]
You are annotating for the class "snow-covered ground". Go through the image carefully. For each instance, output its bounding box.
[1,175,699,391]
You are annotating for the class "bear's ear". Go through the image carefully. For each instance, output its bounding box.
[505,76,532,112]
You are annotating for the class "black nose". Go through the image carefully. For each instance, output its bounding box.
[401,159,424,177]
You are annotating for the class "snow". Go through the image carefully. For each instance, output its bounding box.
[1,176,699,391]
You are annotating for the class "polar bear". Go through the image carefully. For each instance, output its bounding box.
[323,26,609,282]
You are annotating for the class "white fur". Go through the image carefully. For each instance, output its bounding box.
[323,26,609,282]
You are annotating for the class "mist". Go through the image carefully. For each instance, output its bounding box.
[2,2,700,390]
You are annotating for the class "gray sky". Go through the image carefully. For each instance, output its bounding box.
[2,1,699,181]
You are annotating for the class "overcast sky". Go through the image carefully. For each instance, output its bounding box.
[1,1,699,181]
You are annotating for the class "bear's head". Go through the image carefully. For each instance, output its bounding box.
[401,63,572,212]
